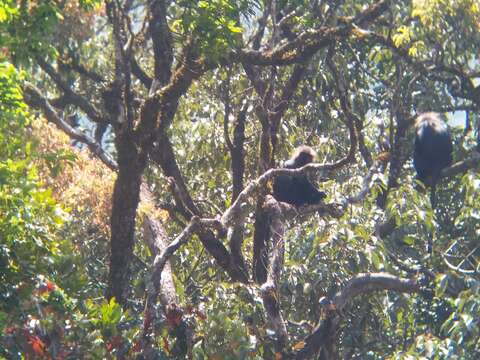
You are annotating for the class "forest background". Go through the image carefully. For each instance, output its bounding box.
[1,0,480,359]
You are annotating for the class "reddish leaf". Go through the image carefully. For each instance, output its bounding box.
[27,335,46,356]
[162,337,170,353]
[45,280,56,292]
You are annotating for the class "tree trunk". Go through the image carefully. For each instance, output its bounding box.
[106,133,145,304]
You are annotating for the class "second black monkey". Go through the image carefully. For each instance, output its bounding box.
[413,112,453,207]
[273,145,326,207]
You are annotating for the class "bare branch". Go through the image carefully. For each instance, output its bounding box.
[221,164,346,229]
[130,56,153,89]
[331,272,420,310]
[295,273,420,359]
[439,152,480,179]
[261,196,288,350]
[23,83,118,171]
[58,57,105,83]
[142,217,199,338]
[36,58,106,124]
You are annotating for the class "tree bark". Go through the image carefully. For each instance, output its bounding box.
[106,133,146,303]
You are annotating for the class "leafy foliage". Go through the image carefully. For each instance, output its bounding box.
[172,0,259,59]
[1,0,480,359]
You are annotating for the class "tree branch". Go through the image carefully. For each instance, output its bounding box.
[36,58,106,124]
[228,102,248,276]
[326,47,358,168]
[439,152,480,179]
[260,196,288,351]
[142,217,199,339]
[151,135,248,283]
[295,273,420,359]
[58,56,105,83]
[235,0,389,66]
[331,273,420,310]
[148,0,173,85]
[130,56,153,89]
[23,83,118,171]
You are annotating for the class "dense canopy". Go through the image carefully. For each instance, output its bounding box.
[1,0,480,358]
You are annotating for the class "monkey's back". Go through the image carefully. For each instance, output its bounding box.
[413,115,453,183]
[273,174,325,207]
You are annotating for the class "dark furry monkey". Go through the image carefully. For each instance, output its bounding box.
[273,145,326,207]
[413,112,453,207]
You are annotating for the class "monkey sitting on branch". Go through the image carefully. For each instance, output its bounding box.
[413,112,453,208]
[273,145,326,207]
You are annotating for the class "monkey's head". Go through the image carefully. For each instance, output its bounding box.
[414,112,447,132]
[284,145,317,168]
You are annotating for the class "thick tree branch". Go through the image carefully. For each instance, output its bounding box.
[270,63,308,156]
[142,217,199,339]
[331,273,420,310]
[439,152,480,179]
[151,135,249,283]
[148,0,173,85]
[103,0,146,304]
[152,135,199,215]
[295,273,420,359]
[260,196,288,350]
[326,48,358,168]
[130,56,153,89]
[221,164,346,229]
[223,68,234,152]
[274,63,307,116]
[228,102,248,276]
[376,65,414,209]
[247,0,270,50]
[251,68,276,282]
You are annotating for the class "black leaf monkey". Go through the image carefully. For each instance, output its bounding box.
[413,112,453,207]
[273,145,326,207]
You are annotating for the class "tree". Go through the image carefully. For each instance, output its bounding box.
[1,0,480,358]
